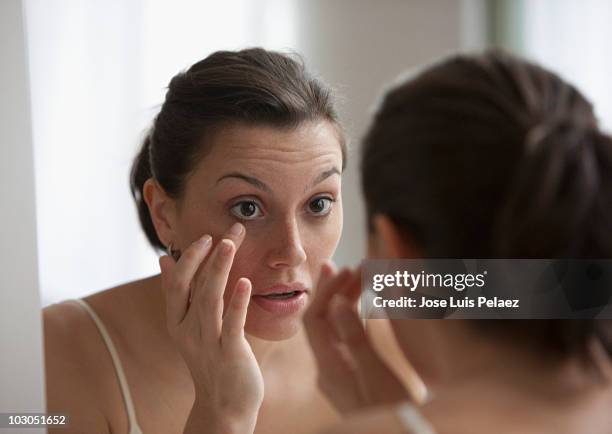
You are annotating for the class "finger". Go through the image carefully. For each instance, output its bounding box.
[306,265,352,320]
[191,222,245,299]
[340,266,363,307]
[224,222,246,248]
[221,277,252,345]
[171,236,214,306]
[196,238,237,337]
[159,255,175,304]
[317,260,341,302]
[331,299,407,402]
[320,259,338,287]
[304,266,359,355]
[160,235,213,327]
[303,268,360,372]
[330,298,379,367]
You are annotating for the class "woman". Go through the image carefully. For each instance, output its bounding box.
[304,50,612,433]
[43,47,351,434]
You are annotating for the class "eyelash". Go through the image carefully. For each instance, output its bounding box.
[229,196,336,221]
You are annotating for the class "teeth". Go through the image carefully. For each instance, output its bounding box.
[263,291,298,299]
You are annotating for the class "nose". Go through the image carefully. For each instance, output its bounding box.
[266,217,307,269]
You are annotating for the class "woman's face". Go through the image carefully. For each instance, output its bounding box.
[174,120,343,340]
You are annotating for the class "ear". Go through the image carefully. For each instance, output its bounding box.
[143,178,178,247]
[370,214,419,259]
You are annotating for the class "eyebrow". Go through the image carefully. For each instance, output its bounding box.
[216,167,341,194]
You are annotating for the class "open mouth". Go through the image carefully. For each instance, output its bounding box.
[256,290,303,300]
[251,288,308,314]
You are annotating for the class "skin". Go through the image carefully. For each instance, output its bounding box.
[308,214,612,434]
[42,120,346,434]
[148,120,344,342]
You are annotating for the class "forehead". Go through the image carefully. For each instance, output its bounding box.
[193,121,343,181]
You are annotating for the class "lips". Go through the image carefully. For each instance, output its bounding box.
[255,282,308,296]
[251,282,309,315]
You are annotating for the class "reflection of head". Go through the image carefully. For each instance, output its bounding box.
[361,50,612,372]
[130,48,346,253]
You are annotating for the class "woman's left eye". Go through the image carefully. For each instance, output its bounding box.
[308,197,334,216]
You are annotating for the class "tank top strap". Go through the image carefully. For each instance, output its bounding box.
[71,298,144,434]
[395,401,437,434]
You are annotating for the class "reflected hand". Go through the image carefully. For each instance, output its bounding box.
[303,261,410,414]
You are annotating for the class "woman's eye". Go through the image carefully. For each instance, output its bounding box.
[230,201,263,220]
[308,197,334,216]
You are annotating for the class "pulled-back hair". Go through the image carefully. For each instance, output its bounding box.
[361,49,612,372]
[130,48,345,253]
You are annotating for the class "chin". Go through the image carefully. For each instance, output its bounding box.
[244,303,305,341]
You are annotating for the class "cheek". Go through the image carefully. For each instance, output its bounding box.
[316,205,343,255]
[180,207,226,248]
[224,240,259,292]
[313,219,342,256]
[304,213,343,281]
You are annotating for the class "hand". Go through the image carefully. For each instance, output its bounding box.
[158,223,264,434]
[303,260,410,414]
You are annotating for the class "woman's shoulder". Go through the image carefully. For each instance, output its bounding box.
[43,275,158,361]
[43,300,114,433]
[45,274,159,331]
[42,278,153,433]
[42,281,136,353]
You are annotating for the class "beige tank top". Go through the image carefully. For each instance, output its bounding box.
[72,298,144,434]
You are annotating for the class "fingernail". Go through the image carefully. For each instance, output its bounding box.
[229,222,243,236]
[195,234,212,247]
[221,239,234,255]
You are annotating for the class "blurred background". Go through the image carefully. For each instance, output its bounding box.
[24,0,612,307]
[2,0,612,421]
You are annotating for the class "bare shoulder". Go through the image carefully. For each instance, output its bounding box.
[42,276,161,434]
[43,300,113,433]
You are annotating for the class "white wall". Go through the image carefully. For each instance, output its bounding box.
[26,0,301,307]
[296,0,468,267]
[0,0,46,432]
[519,0,612,132]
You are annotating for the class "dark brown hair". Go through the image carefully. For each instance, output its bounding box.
[130,48,345,253]
[361,50,612,370]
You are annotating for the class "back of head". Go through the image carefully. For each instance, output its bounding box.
[361,49,612,373]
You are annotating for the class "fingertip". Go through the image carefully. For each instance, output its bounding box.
[230,278,252,310]
[338,266,353,280]
[228,222,244,237]
[326,259,338,273]
[227,222,246,246]
[216,238,235,258]
[320,262,332,278]
[237,277,252,294]
[159,255,172,273]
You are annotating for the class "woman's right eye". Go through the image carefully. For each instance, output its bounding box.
[230,200,264,220]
